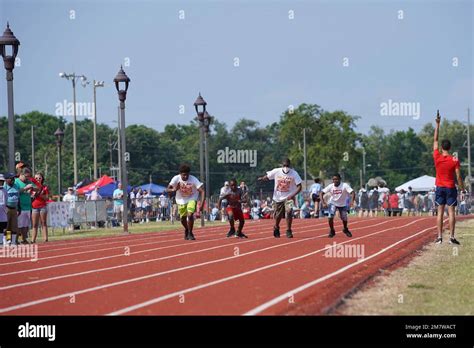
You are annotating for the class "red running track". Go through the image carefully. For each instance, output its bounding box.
[0,216,468,315]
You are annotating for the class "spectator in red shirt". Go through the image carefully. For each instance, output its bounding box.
[31,172,50,243]
[388,191,401,216]
[433,112,464,245]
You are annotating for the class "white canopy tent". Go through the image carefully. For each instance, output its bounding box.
[395,175,436,192]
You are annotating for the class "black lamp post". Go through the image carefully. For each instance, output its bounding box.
[194,93,207,227]
[114,66,130,234]
[0,22,20,173]
[54,128,65,198]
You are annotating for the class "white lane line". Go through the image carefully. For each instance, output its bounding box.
[244,223,436,315]
[0,219,396,313]
[0,219,337,277]
[105,218,425,315]
[0,225,325,289]
[0,222,265,267]
[35,223,238,253]
[0,218,361,269]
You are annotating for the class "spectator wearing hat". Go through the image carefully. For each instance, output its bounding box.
[0,174,8,246]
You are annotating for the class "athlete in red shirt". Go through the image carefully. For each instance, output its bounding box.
[433,111,464,245]
[218,179,248,238]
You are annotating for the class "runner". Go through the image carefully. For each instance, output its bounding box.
[433,111,464,244]
[257,158,302,238]
[218,178,248,238]
[309,178,322,218]
[320,173,356,238]
[166,164,205,240]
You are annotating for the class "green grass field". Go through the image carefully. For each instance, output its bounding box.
[46,220,227,241]
[337,218,474,315]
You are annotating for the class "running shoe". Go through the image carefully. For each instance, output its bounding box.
[343,228,353,237]
[286,230,293,238]
[434,237,442,244]
[226,229,236,238]
[449,237,460,245]
[273,227,280,238]
[328,229,336,238]
[184,229,189,240]
[236,232,248,239]
[187,232,196,240]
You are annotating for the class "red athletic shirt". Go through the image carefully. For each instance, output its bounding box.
[32,185,50,209]
[433,149,460,188]
[389,194,399,208]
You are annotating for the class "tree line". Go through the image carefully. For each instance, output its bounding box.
[0,104,470,195]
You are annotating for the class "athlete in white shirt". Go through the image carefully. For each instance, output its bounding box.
[320,173,356,238]
[166,164,205,240]
[258,158,302,238]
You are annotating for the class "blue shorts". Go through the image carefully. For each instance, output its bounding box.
[328,204,348,221]
[435,187,457,206]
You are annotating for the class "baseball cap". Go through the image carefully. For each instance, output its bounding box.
[4,172,16,180]
[224,181,229,186]
[0,173,5,181]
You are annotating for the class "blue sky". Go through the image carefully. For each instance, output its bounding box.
[0,0,472,134]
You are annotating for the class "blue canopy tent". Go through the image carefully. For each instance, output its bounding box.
[135,183,167,196]
[96,182,132,198]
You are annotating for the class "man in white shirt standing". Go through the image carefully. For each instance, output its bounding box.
[219,181,230,222]
[166,164,205,240]
[320,173,356,238]
[158,193,168,221]
[258,158,302,238]
[63,187,77,231]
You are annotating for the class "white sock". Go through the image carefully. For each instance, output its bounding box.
[12,234,17,245]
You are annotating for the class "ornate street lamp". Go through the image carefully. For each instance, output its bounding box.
[194,93,207,226]
[114,66,130,234]
[0,22,20,172]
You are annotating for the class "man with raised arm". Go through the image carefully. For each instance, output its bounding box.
[433,111,464,244]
